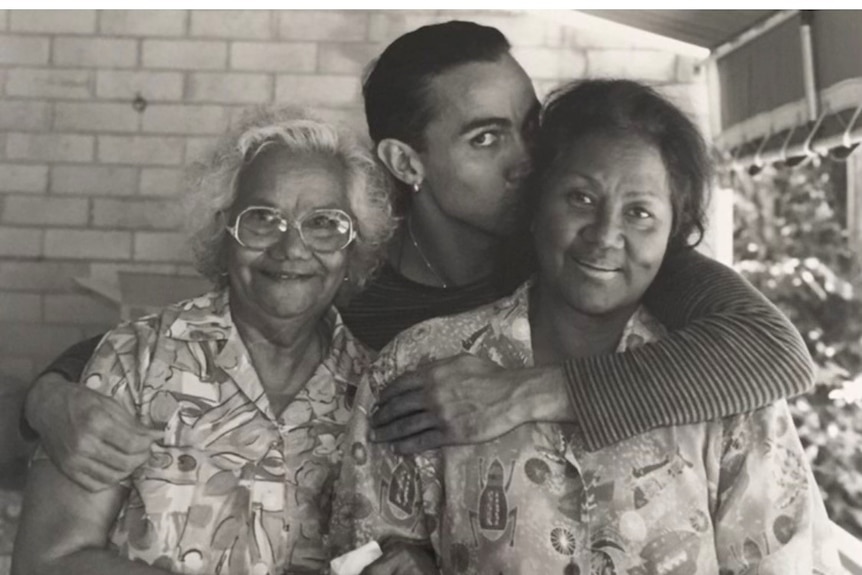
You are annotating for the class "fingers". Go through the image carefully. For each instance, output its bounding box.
[388,429,446,456]
[372,411,437,444]
[372,389,426,428]
[377,369,428,404]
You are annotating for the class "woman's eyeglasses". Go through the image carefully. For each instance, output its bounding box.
[226,206,356,253]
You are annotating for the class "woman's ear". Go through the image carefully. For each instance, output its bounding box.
[376,138,424,188]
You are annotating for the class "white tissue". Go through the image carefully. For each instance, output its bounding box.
[330,540,383,575]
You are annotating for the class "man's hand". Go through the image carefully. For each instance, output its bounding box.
[371,354,567,454]
[360,541,438,575]
[25,372,160,492]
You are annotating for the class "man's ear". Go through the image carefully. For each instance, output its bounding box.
[376,138,424,188]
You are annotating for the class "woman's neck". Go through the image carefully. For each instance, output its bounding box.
[529,283,637,366]
[390,203,501,288]
[230,299,327,410]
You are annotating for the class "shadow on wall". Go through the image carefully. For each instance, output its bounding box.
[0,381,29,571]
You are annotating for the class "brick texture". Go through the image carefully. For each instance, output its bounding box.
[0,293,41,322]
[44,229,132,259]
[9,10,96,34]
[279,11,369,42]
[53,37,138,69]
[230,42,316,72]
[6,133,94,163]
[0,261,89,292]
[96,71,184,101]
[191,11,273,39]
[0,101,52,132]
[0,164,48,193]
[142,39,227,70]
[99,10,187,36]
[139,168,183,197]
[188,73,272,104]
[92,198,182,230]
[43,294,118,324]
[0,36,50,66]
[0,227,42,257]
[54,102,141,133]
[141,105,230,135]
[6,69,92,99]
[134,231,191,262]
[51,165,138,196]
[97,136,185,166]
[276,75,359,108]
[3,196,89,227]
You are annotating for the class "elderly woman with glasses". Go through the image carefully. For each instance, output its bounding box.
[12,107,396,575]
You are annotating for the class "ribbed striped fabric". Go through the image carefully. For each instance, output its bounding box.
[567,248,814,451]
[36,250,813,452]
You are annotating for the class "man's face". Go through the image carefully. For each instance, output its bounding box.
[414,54,539,237]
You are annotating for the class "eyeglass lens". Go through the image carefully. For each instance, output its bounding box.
[236,208,352,252]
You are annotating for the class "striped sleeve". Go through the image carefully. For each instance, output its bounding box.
[563,249,814,451]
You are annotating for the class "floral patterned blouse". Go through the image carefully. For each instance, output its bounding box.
[331,282,842,575]
[71,289,372,575]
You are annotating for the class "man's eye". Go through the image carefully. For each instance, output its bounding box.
[471,131,499,147]
[567,191,594,206]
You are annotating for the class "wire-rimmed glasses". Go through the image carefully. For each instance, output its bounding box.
[226,206,356,253]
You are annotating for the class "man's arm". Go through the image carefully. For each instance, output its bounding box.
[22,335,158,492]
[12,460,170,575]
[372,250,814,453]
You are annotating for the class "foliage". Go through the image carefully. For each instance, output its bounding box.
[730,156,862,537]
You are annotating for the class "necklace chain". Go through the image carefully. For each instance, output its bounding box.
[407,216,448,289]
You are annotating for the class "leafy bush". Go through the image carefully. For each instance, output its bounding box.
[730,156,862,537]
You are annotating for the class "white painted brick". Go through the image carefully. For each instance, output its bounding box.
[54,102,140,133]
[368,12,447,43]
[96,70,184,102]
[188,73,271,104]
[134,231,191,262]
[230,42,316,72]
[0,101,52,131]
[191,10,273,39]
[9,10,96,34]
[92,198,182,230]
[0,355,35,383]
[0,293,41,322]
[100,10,187,36]
[0,261,89,292]
[141,105,229,135]
[51,165,138,195]
[6,69,92,99]
[3,196,88,226]
[459,12,564,47]
[184,137,219,163]
[0,10,8,31]
[317,42,379,75]
[280,11,368,41]
[0,227,42,257]
[276,75,359,108]
[43,294,118,324]
[511,46,587,80]
[44,229,132,259]
[53,37,138,68]
[142,39,227,70]
[7,133,94,163]
[0,164,48,193]
[306,107,367,139]
[533,79,565,101]
[586,50,679,83]
[0,323,83,357]
[140,168,183,197]
[97,136,184,166]
[0,36,50,65]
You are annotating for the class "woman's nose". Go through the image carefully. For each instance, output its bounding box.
[268,225,312,260]
[581,210,624,249]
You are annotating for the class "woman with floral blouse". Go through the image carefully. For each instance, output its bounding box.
[331,80,842,575]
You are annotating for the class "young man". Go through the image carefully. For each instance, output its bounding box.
[23,20,812,511]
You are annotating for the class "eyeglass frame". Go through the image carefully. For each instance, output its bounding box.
[225,205,357,253]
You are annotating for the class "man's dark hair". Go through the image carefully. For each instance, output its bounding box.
[535,78,711,252]
[363,20,511,150]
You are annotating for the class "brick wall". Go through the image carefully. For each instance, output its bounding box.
[0,9,707,384]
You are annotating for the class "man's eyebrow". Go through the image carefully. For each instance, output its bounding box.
[459,117,512,135]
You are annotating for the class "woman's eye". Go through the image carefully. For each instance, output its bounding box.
[471,131,499,147]
[628,206,653,219]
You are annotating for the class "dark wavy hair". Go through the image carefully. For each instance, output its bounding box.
[363,20,511,150]
[534,79,711,252]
